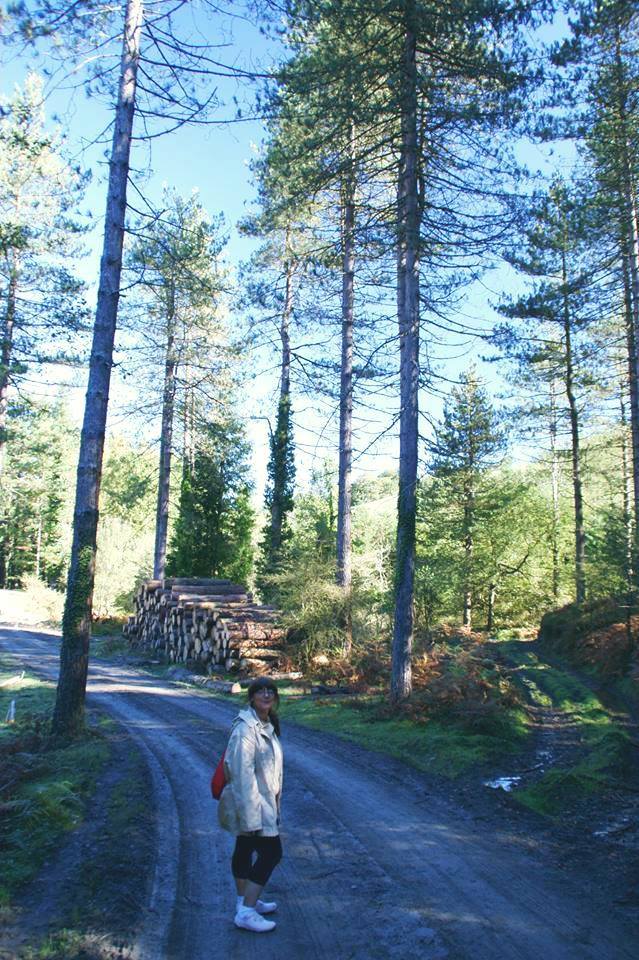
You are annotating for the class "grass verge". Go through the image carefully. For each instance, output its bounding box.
[0,656,110,908]
[279,691,529,777]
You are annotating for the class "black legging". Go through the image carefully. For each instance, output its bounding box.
[232,834,282,887]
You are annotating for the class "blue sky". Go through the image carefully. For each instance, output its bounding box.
[2,3,576,498]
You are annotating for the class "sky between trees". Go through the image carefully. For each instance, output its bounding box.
[1,2,575,500]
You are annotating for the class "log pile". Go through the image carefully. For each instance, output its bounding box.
[123,578,287,676]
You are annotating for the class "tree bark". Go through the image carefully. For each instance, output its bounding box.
[336,155,355,655]
[549,376,561,602]
[462,477,474,628]
[621,248,639,578]
[268,249,294,555]
[560,247,586,604]
[613,23,639,580]
[620,387,634,586]
[486,582,496,633]
[0,262,18,478]
[52,0,144,737]
[153,286,177,579]
[0,261,18,588]
[391,3,419,703]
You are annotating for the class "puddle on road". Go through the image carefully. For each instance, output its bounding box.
[483,776,522,792]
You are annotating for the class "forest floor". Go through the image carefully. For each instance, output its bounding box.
[0,615,638,960]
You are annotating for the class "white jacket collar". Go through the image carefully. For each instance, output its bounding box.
[237,706,274,737]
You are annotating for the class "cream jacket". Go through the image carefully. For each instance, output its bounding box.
[217,707,283,837]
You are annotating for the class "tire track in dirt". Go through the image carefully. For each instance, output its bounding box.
[1,627,636,960]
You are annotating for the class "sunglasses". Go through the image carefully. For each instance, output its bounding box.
[254,688,276,698]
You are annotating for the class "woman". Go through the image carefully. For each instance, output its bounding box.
[218,677,284,933]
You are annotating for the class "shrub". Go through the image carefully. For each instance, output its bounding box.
[13,575,65,627]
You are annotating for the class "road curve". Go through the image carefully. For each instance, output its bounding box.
[1,626,635,960]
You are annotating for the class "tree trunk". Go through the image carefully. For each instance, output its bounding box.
[391,4,419,703]
[613,24,639,581]
[462,479,474,629]
[153,292,177,579]
[182,354,195,478]
[52,0,143,737]
[35,502,43,580]
[0,261,18,587]
[268,251,294,555]
[549,376,561,602]
[486,582,496,633]
[560,248,586,604]
[620,387,634,586]
[336,158,355,655]
[0,262,18,478]
[622,248,639,579]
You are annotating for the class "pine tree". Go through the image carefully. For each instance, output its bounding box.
[166,419,254,586]
[431,369,505,629]
[0,398,76,587]
[127,189,228,580]
[3,0,243,734]
[258,0,546,698]
[261,392,296,575]
[0,74,87,476]
[494,182,602,603]
[575,0,639,574]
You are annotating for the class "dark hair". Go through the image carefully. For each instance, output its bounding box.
[248,677,281,737]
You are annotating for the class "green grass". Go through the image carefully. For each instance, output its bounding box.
[276,690,530,778]
[20,928,87,960]
[516,727,632,816]
[0,658,110,904]
[496,640,635,816]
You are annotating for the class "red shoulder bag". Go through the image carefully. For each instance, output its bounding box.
[210,749,227,800]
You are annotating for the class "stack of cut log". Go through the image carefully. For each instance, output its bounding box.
[123,578,287,676]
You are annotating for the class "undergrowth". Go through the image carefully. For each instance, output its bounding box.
[278,631,530,777]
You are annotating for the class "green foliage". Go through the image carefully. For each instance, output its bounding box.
[420,372,515,629]
[263,464,392,660]
[0,399,77,588]
[166,419,254,584]
[258,393,296,579]
[0,73,89,384]
[432,368,505,478]
[270,556,351,660]
[92,437,157,616]
[100,437,155,527]
[125,187,231,391]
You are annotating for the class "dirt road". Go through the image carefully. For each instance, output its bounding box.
[1,626,635,960]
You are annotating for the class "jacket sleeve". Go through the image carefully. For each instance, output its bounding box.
[225,726,262,833]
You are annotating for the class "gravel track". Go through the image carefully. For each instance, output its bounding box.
[1,626,635,960]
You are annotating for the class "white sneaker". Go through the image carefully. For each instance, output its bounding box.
[256,898,277,915]
[236,895,278,915]
[234,906,276,933]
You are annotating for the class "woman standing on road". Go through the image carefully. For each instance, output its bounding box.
[218,677,284,933]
